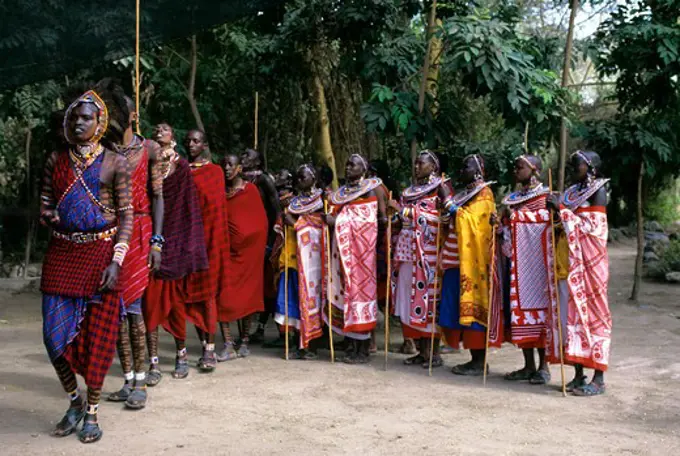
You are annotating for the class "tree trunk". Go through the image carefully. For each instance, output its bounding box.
[409,0,438,179]
[312,73,339,189]
[22,127,33,279]
[630,161,645,302]
[557,0,579,191]
[187,35,205,132]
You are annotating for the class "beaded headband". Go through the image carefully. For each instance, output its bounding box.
[571,150,592,167]
[350,154,368,172]
[464,153,484,175]
[63,90,109,145]
[419,149,440,171]
[297,163,316,179]
[518,154,538,173]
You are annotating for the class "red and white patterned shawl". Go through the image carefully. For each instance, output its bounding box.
[557,206,611,371]
[329,197,379,335]
[508,194,557,345]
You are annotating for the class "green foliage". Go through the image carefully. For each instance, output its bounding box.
[644,180,680,225]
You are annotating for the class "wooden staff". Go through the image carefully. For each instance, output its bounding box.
[384,191,393,371]
[135,0,141,134]
[254,91,259,150]
[284,223,289,361]
[428,216,443,377]
[482,227,497,387]
[324,200,335,363]
[549,169,567,397]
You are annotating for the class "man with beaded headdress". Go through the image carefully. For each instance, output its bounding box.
[491,154,556,385]
[390,150,453,368]
[438,154,501,375]
[40,82,134,442]
[324,153,387,363]
[96,82,164,410]
[546,150,611,396]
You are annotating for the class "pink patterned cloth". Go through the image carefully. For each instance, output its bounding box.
[323,198,378,338]
[295,213,325,349]
[508,195,557,347]
[554,206,611,371]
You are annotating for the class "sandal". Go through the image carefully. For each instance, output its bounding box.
[529,369,551,385]
[403,354,425,366]
[125,386,147,410]
[52,403,86,437]
[290,349,319,360]
[172,357,189,379]
[504,368,535,381]
[197,350,217,372]
[422,355,444,369]
[146,368,162,387]
[216,343,238,362]
[106,383,132,402]
[573,381,606,397]
[566,375,588,393]
[238,343,251,358]
[78,416,103,444]
[451,361,485,376]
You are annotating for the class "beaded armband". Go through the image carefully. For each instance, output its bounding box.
[112,242,129,266]
[443,198,459,214]
[150,234,165,252]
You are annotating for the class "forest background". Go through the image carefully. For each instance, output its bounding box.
[0,0,678,298]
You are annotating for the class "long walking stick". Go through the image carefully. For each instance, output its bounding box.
[384,192,393,371]
[483,227,497,386]
[324,201,335,363]
[284,224,289,361]
[549,170,567,397]
[428,216,443,377]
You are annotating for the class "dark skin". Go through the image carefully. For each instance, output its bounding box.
[241,148,281,248]
[388,154,452,219]
[185,130,217,350]
[120,104,163,272]
[153,123,180,179]
[547,153,606,389]
[224,155,244,188]
[324,156,387,227]
[283,167,318,227]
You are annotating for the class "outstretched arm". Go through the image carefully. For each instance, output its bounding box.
[39,151,60,228]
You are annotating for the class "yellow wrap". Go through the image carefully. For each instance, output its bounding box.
[278,225,298,271]
[456,187,496,327]
[555,229,569,280]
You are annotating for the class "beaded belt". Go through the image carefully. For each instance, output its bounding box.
[52,227,118,244]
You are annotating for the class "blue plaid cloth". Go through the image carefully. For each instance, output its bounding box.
[42,294,89,361]
[120,297,143,321]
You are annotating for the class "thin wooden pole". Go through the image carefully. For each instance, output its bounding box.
[384,191,393,371]
[284,224,289,361]
[549,169,567,397]
[135,0,141,134]
[324,200,335,363]
[482,228,497,386]
[254,91,259,150]
[428,215,443,377]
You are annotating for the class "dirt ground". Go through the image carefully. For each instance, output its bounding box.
[1,241,679,455]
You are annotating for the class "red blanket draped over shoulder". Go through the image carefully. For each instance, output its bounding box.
[185,163,230,334]
[119,143,152,307]
[219,182,267,322]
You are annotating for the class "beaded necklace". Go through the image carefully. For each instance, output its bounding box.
[502,183,549,207]
[451,180,495,207]
[402,175,443,201]
[562,178,609,210]
[189,158,211,169]
[330,177,382,205]
[226,181,247,199]
[289,188,324,215]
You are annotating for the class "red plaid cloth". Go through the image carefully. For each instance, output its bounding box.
[64,292,121,390]
[119,146,152,306]
[42,238,115,296]
[184,163,229,303]
[143,276,187,340]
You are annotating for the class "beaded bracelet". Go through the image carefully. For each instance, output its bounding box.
[112,242,129,267]
[150,234,165,246]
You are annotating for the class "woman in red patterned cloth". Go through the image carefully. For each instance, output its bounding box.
[323,154,387,364]
[546,150,611,396]
[216,154,268,361]
[492,155,554,385]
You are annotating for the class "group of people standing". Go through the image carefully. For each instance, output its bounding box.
[39,80,612,445]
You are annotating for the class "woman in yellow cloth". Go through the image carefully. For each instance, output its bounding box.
[439,154,499,376]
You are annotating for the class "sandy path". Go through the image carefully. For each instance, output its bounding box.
[1,243,679,455]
